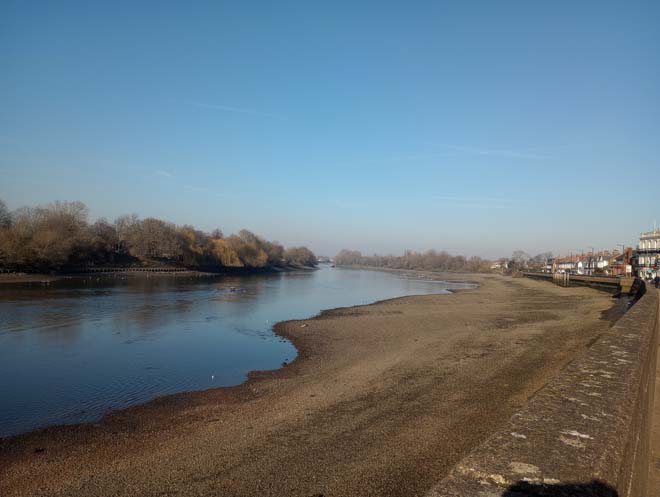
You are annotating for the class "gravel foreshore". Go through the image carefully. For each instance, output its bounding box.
[0,274,617,497]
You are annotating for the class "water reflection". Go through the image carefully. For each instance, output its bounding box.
[0,267,474,437]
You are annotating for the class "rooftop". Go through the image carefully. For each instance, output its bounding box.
[640,229,660,239]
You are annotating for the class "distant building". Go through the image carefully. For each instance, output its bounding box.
[596,253,610,272]
[551,248,633,277]
[636,229,660,279]
[554,255,584,274]
[609,248,633,276]
[543,258,554,273]
[490,258,509,271]
[583,255,596,275]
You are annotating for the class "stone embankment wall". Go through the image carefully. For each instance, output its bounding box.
[428,287,659,497]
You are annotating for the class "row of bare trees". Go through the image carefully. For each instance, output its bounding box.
[334,249,491,272]
[0,199,317,272]
[507,250,554,270]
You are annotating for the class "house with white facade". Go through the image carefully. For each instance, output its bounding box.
[636,229,660,279]
[555,257,584,274]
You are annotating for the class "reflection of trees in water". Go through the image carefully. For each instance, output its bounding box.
[0,299,86,347]
[111,297,196,334]
[2,267,466,438]
[109,276,270,334]
[36,319,85,346]
[209,276,266,303]
[0,274,282,348]
[1,270,461,348]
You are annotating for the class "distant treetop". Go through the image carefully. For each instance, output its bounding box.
[0,198,317,272]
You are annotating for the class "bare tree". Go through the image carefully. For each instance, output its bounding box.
[335,248,491,272]
[0,198,10,228]
[511,250,530,266]
[226,230,269,268]
[208,238,242,267]
[90,218,119,263]
[114,214,139,253]
[532,251,553,264]
[0,199,317,273]
[126,218,180,260]
[284,247,317,267]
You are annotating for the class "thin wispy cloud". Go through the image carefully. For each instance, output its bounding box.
[433,195,516,209]
[136,169,174,181]
[367,143,546,167]
[181,185,238,198]
[368,152,458,164]
[332,199,371,209]
[433,195,514,202]
[188,101,286,120]
[184,185,209,192]
[438,201,513,209]
[435,144,547,160]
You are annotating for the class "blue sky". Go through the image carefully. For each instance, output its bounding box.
[2,1,659,258]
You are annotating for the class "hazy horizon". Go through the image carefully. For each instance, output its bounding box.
[3,1,659,259]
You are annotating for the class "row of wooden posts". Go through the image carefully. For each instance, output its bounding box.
[553,271,571,286]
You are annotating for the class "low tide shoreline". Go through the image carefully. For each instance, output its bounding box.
[0,273,620,497]
[0,271,475,440]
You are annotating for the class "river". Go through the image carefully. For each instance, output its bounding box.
[0,266,473,437]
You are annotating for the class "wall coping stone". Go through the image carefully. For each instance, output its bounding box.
[428,289,659,497]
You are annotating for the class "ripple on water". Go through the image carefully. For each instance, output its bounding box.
[0,268,475,437]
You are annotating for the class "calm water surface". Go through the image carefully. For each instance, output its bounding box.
[0,266,473,437]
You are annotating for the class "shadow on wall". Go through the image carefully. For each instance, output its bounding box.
[504,480,618,497]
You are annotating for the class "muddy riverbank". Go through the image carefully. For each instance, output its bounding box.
[0,274,619,497]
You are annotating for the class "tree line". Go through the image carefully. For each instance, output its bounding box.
[508,250,554,269]
[0,198,316,272]
[334,249,491,272]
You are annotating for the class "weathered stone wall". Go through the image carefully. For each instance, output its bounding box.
[428,288,660,497]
